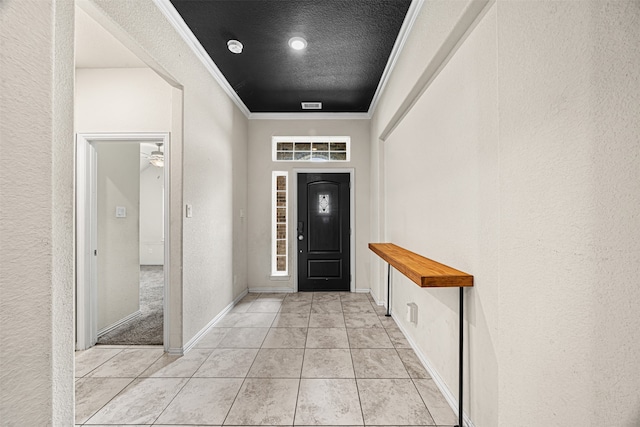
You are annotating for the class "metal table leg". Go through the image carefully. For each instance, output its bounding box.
[456,287,464,427]
[385,263,391,317]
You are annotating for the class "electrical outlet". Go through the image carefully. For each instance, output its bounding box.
[406,302,418,324]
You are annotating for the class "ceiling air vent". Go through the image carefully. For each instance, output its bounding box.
[301,102,322,110]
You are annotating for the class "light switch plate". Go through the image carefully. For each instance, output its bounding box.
[115,206,126,218]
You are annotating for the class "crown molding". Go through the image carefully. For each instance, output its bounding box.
[368,0,425,116]
[249,112,371,120]
[153,0,252,117]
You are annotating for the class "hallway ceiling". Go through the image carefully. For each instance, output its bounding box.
[167,0,414,115]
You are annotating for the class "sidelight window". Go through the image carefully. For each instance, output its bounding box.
[272,171,288,276]
[273,136,350,162]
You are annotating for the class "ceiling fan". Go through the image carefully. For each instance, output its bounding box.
[141,142,164,168]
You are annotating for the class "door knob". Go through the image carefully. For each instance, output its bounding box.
[298,235,304,241]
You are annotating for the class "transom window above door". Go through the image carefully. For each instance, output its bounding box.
[272,136,350,162]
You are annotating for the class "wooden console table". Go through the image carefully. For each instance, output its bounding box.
[369,243,473,427]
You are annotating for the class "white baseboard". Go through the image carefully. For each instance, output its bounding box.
[248,287,294,293]
[167,346,183,356]
[249,287,368,294]
[97,310,141,337]
[391,312,475,427]
[181,289,249,355]
[370,290,385,307]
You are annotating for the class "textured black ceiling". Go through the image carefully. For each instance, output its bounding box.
[170,0,412,113]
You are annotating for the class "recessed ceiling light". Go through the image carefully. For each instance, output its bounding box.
[288,37,307,51]
[227,39,243,54]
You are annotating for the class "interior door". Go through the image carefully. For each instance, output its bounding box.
[297,173,350,292]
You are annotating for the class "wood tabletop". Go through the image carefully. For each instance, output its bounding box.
[369,243,473,288]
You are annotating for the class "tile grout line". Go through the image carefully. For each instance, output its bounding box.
[174,294,265,425]
[220,296,266,427]
[411,375,439,427]
[137,347,183,426]
[348,326,368,427]
[77,347,125,378]
[80,376,136,426]
[286,292,303,426]
[383,308,437,426]
[149,371,191,425]
[82,347,165,425]
[220,377,249,426]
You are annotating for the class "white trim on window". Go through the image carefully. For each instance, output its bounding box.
[272,136,351,162]
[271,171,289,276]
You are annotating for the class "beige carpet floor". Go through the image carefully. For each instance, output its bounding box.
[97,265,163,345]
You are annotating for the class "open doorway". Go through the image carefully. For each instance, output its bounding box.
[76,134,170,350]
[91,141,166,345]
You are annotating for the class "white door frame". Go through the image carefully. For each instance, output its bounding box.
[292,168,356,293]
[76,132,171,351]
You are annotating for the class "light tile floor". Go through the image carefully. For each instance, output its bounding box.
[75,292,458,426]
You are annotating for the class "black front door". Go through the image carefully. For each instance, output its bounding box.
[297,173,350,292]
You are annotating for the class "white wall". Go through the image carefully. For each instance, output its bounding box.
[382,4,498,425]
[75,67,172,133]
[140,164,165,265]
[247,120,370,292]
[96,143,141,331]
[369,0,477,302]
[86,0,249,346]
[233,111,249,297]
[497,2,640,425]
[372,1,640,426]
[0,0,75,424]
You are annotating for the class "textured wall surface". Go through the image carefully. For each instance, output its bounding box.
[232,107,249,296]
[247,120,370,291]
[497,1,640,425]
[0,0,75,424]
[372,0,640,425]
[51,0,76,423]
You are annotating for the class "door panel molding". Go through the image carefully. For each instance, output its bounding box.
[292,168,355,293]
